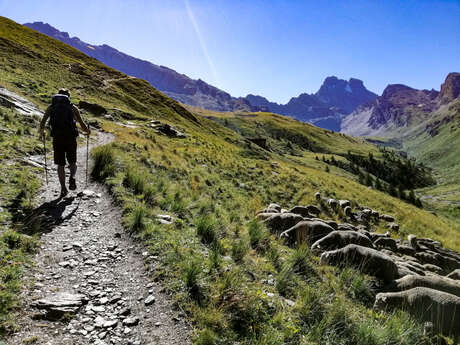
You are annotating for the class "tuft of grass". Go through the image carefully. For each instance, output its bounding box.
[123,166,146,195]
[195,215,218,245]
[126,203,147,233]
[231,238,248,263]
[247,220,267,249]
[91,145,117,181]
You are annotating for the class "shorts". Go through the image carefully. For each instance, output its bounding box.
[53,136,77,166]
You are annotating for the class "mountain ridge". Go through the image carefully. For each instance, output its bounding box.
[23,21,257,113]
[24,21,377,131]
[341,73,459,137]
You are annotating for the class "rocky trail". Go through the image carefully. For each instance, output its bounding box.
[7,132,190,345]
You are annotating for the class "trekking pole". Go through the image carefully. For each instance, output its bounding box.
[86,126,90,186]
[42,134,49,185]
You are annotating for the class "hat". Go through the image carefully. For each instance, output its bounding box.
[58,88,70,97]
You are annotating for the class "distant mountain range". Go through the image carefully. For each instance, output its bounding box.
[23,21,255,113]
[246,76,377,131]
[342,72,460,137]
[23,22,377,131]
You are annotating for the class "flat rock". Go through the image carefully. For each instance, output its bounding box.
[144,295,156,306]
[123,317,139,326]
[33,292,88,314]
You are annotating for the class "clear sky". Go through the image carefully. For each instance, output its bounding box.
[1,0,459,103]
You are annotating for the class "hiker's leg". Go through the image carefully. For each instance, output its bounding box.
[57,165,66,190]
[69,163,77,178]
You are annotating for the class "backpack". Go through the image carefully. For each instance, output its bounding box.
[49,94,78,137]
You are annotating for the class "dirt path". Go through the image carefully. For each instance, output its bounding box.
[7,132,191,345]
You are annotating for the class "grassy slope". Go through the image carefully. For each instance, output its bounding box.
[0,104,41,335]
[0,16,458,344]
[401,99,460,220]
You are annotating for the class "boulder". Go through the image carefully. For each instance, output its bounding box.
[320,244,398,282]
[380,214,395,222]
[264,213,303,235]
[152,123,186,138]
[374,287,460,340]
[311,230,374,251]
[447,269,460,281]
[280,220,335,246]
[390,275,460,298]
[374,237,397,252]
[78,101,107,116]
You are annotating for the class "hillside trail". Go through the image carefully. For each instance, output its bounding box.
[101,76,136,90]
[7,131,191,345]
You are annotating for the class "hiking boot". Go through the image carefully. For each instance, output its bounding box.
[69,177,77,191]
[60,189,69,199]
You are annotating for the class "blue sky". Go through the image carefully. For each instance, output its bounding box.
[1,0,459,103]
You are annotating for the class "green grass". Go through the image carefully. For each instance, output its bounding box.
[0,15,457,344]
[0,107,41,338]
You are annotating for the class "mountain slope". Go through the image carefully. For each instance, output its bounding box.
[342,73,460,219]
[23,21,256,112]
[246,76,377,131]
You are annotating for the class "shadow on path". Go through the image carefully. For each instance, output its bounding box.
[19,196,81,235]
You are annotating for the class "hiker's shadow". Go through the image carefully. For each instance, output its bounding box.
[20,196,81,235]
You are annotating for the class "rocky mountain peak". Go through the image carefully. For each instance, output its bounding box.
[439,72,460,104]
[316,76,377,114]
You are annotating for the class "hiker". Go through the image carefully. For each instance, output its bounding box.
[39,89,90,198]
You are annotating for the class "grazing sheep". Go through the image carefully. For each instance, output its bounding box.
[280,220,334,246]
[374,287,460,341]
[264,213,303,235]
[320,244,398,282]
[390,274,460,298]
[311,230,374,251]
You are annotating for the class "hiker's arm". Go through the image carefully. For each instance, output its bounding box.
[39,107,51,137]
[73,105,90,134]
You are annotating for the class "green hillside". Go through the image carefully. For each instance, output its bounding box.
[403,98,460,220]
[1,16,459,344]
